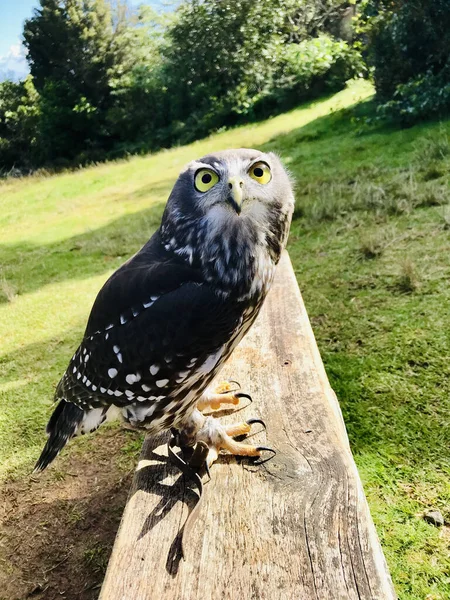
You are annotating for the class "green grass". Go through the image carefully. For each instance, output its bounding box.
[1,79,449,598]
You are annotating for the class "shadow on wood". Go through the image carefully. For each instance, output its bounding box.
[126,434,200,576]
[100,252,397,600]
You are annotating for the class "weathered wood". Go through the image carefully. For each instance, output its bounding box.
[100,252,396,600]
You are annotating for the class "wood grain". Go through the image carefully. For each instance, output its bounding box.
[100,252,397,600]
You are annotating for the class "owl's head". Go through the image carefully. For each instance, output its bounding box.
[161,149,295,295]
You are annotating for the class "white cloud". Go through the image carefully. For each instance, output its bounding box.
[8,42,27,59]
[0,41,29,82]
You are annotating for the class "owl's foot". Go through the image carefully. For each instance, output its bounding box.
[196,380,251,411]
[195,415,274,469]
[175,408,274,472]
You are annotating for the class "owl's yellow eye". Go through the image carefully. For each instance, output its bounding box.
[248,162,272,185]
[248,161,271,184]
[194,168,219,192]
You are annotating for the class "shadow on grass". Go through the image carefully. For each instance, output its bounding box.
[0,200,165,303]
[0,323,89,474]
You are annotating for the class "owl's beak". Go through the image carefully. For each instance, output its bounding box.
[227,176,244,214]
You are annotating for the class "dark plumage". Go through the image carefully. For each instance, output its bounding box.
[34,148,294,472]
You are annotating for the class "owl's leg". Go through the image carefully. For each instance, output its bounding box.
[196,381,251,411]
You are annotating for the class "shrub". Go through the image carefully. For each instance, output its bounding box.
[377,65,450,125]
[396,260,420,294]
[163,3,365,139]
[360,0,450,123]
[267,36,365,110]
[162,0,285,140]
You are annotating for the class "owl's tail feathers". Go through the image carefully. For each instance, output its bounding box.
[33,399,84,473]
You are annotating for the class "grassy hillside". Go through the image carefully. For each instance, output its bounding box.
[1,80,449,599]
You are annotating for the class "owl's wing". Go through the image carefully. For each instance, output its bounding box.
[57,232,242,410]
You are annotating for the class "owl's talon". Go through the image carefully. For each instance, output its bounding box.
[187,413,272,471]
[213,380,240,395]
[255,445,276,454]
[251,446,276,465]
[235,392,252,402]
[230,418,266,441]
[246,417,265,428]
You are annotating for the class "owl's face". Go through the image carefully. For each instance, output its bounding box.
[164,148,293,225]
[161,148,294,295]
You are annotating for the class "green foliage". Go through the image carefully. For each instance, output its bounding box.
[105,6,172,152]
[0,77,40,172]
[161,0,285,141]
[359,0,450,123]
[260,35,365,112]
[24,0,113,92]
[23,0,111,160]
[83,542,109,573]
[378,65,450,125]
[21,0,156,163]
[153,2,363,144]
[279,0,357,42]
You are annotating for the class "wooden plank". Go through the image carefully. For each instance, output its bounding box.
[100,252,397,600]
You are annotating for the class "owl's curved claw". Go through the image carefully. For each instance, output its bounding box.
[233,417,266,441]
[246,417,265,428]
[251,446,277,465]
[235,392,252,402]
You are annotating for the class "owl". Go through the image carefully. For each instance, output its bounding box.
[34,148,294,472]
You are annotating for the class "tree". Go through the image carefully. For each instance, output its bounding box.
[105,5,172,151]
[162,0,287,138]
[358,0,450,99]
[281,1,357,43]
[0,76,40,171]
[23,0,136,161]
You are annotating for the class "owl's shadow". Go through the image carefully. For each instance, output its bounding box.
[129,411,253,576]
[130,434,229,576]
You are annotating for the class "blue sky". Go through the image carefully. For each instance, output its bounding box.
[0,1,164,81]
